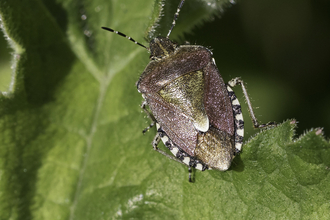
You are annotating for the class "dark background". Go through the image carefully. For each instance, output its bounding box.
[1,0,329,138]
[185,0,330,138]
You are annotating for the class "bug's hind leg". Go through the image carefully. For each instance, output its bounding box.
[188,167,194,183]
[152,131,194,183]
[142,99,196,183]
[228,77,276,128]
[152,132,190,166]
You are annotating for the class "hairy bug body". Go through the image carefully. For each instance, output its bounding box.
[137,39,242,172]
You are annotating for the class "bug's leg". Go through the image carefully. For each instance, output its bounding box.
[142,101,191,172]
[152,131,162,150]
[228,77,276,128]
[188,167,193,182]
[141,100,156,134]
[151,132,192,170]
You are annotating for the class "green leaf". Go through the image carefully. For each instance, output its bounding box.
[0,0,329,220]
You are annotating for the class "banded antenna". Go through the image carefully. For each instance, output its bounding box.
[101,0,185,46]
[167,0,185,38]
[101,27,148,50]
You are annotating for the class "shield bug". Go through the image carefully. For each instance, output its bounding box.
[102,0,275,182]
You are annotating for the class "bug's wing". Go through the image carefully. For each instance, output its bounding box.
[146,93,198,156]
[139,46,234,156]
[146,63,235,157]
[204,62,235,137]
[158,70,209,133]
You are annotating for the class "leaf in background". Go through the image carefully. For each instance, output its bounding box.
[0,0,329,220]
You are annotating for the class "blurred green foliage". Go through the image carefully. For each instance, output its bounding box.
[0,0,329,219]
[0,31,11,91]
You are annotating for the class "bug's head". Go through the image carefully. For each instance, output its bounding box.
[148,0,185,60]
[149,37,178,60]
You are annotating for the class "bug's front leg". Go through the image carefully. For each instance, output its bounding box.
[141,100,157,134]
